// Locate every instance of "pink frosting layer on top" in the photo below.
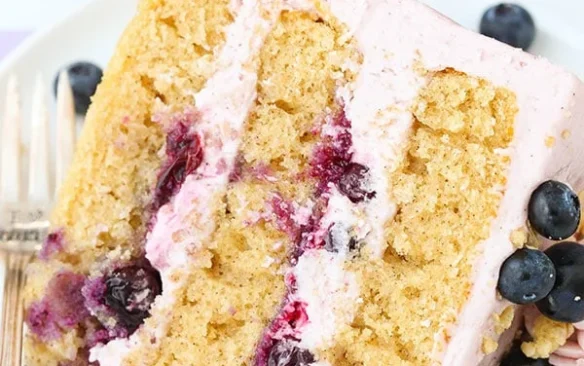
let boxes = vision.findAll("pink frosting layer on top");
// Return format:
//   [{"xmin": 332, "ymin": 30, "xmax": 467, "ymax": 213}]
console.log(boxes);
[{"xmin": 324, "ymin": 0, "xmax": 584, "ymax": 364}]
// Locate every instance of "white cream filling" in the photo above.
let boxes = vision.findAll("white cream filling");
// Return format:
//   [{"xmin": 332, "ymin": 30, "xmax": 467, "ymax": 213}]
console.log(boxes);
[{"xmin": 295, "ymin": 250, "xmax": 360, "ymax": 350}]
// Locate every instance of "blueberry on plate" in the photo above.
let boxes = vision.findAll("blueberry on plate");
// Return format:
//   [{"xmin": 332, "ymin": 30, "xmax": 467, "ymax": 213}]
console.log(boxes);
[
  {"xmin": 500, "ymin": 342, "xmax": 550, "ymax": 366},
  {"xmin": 537, "ymin": 242, "xmax": 584, "ymax": 323},
  {"xmin": 268, "ymin": 340, "xmax": 315, "ymax": 366},
  {"xmin": 497, "ymin": 247, "xmax": 556, "ymax": 304},
  {"xmin": 480, "ymin": 3, "xmax": 536, "ymax": 50},
  {"xmin": 528, "ymin": 180, "xmax": 581, "ymax": 241},
  {"xmin": 53, "ymin": 61, "xmax": 103, "ymax": 115}
]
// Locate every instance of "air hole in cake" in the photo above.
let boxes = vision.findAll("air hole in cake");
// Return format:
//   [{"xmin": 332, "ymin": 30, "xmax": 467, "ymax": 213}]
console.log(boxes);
[{"xmin": 151, "ymin": 119, "xmax": 204, "ymax": 212}]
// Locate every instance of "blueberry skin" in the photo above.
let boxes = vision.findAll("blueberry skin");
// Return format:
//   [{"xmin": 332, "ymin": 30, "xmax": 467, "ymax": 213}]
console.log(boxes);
[
  {"xmin": 53, "ymin": 62, "xmax": 103, "ymax": 115},
  {"xmin": 500, "ymin": 343, "xmax": 550, "ymax": 366},
  {"xmin": 324, "ymin": 223, "xmax": 358, "ymax": 253},
  {"xmin": 105, "ymin": 265, "xmax": 162, "ymax": 332},
  {"xmin": 337, "ymin": 163, "xmax": 375, "ymax": 203},
  {"xmin": 267, "ymin": 340, "xmax": 315, "ymax": 366},
  {"xmin": 537, "ymin": 242, "xmax": 584, "ymax": 323},
  {"xmin": 498, "ymin": 248, "xmax": 556, "ymax": 304},
  {"xmin": 528, "ymin": 180, "xmax": 581, "ymax": 241},
  {"xmin": 480, "ymin": 4, "xmax": 536, "ymax": 50}
]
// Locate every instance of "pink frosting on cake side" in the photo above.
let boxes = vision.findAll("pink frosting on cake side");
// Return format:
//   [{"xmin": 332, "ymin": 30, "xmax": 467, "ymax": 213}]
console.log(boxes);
[{"xmin": 324, "ymin": 0, "xmax": 584, "ymax": 364}]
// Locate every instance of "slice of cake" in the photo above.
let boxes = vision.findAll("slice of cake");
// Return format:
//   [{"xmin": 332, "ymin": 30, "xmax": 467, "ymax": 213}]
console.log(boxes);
[{"xmin": 22, "ymin": 0, "xmax": 584, "ymax": 365}]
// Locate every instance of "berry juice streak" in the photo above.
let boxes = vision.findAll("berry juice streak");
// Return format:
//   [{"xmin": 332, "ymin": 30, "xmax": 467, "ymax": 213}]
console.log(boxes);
[{"xmin": 254, "ymin": 110, "xmax": 357, "ymax": 365}]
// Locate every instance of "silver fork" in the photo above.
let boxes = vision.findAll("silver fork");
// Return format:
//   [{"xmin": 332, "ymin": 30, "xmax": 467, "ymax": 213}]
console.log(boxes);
[{"xmin": 0, "ymin": 71, "xmax": 76, "ymax": 366}]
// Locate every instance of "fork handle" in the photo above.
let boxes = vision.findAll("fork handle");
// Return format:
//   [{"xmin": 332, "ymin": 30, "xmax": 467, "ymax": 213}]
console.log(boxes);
[{"xmin": 1, "ymin": 251, "xmax": 32, "ymax": 366}]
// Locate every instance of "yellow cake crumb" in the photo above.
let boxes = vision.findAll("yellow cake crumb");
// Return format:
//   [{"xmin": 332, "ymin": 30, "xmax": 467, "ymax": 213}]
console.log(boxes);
[
  {"xmin": 510, "ymin": 229, "xmax": 528, "ymax": 248},
  {"xmin": 494, "ymin": 306, "xmax": 515, "ymax": 335},
  {"xmin": 561, "ymin": 129, "xmax": 572, "ymax": 139},
  {"xmin": 521, "ymin": 315, "xmax": 574, "ymax": 358},
  {"xmin": 545, "ymin": 136, "xmax": 556, "ymax": 147},
  {"xmin": 482, "ymin": 336, "xmax": 499, "ymax": 355}
]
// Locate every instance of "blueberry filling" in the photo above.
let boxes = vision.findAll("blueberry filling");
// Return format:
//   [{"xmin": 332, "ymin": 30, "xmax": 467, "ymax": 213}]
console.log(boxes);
[
  {"xmin": 337, "ymin": 163, "xmax": 375, "ymax": 203},
  {"xmin": 536, "ymin": 242, "xmax": 584, "ymax": 323},
  {"xmin": 267, "ymin": 340, "xmax": 315, "ymax": 366},
  {"xmin": 152, "ymin": 121, "xmax": 204, "ymax": 211},
  {"xmin": 104, "ymin": 264, "xmax": 162, "ymax": 332},
  {"xmin": 310, "ymin": 112, "xmax": 353, "ymax": 194},
  {"xmin": 528, "ymin": 180, "xmax": 580, "ymax": 241},
  {"xmin": 324, "ymin": 223, "xmax": 358, "ymax": 254},
  {"xmin": 497, "ymin": 248, "xmax": 555, "ymax": 304},
  {"xmin": 479, "ymin": 3, "xmax": 536, "ymax": 50},
  {"xmin": 53, "ymin": 61, "xmax": 103, "ymax": 115}
]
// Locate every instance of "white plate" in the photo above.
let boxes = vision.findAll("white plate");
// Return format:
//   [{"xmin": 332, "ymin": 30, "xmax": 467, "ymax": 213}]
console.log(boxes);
[{"xmin": 0, "ymin": 0, "xmax": 583, "ymax": 331}]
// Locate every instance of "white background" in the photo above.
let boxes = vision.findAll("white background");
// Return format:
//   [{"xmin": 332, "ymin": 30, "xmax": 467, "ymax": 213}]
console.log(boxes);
[
  {"xmin": 0, "ymin": 0, "xmax": 93, "ymax": 30},
  {"xmin": 1, "ymin": 0, "xmax": 584, "ymax": 35}
]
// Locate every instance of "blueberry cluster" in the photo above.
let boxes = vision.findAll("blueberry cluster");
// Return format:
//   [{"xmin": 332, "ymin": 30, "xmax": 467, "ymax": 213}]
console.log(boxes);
[{"xmin": 498, "ymin": 180, "xmax": 584, "ymax": 323}]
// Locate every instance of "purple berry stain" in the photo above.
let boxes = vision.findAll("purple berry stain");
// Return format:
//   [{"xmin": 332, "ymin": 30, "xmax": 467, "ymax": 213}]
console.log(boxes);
[
  {"xmin": 310, "ymin": 112, "xmax": 353, "ymax": 194},
  {"xmin": 26, "ymin": 271, "xmax": 89, "ymax": 341},
  {"xmin": 254, "ymin": 301, "xmax": 310, "ymax": 365},
  {"xmin": 152, "ymin": 119, "xmax": 204, "ymax": 212},
  {"xmin": 39, "ymin": 229, "xmax": 65, "ymax": 260}
]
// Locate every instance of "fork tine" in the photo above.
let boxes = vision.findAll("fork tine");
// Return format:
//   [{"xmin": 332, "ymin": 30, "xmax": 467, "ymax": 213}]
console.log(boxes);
[
  {"xmin": 55, "ymin": 71, "xmax": 75, "ymax": 195},
  {"xmin": 28, "ymin": 74, "xmax": 51, "ymax": 203},
  {"xmin": 0, "ymin": 75, "xmax": 23, "ymax": 203}
]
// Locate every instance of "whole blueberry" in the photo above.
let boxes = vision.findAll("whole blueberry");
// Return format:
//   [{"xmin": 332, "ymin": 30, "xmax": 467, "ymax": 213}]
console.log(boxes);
[
  {"xmin": 53, "ymin": 62, "xmax": 103, "ymax": 115},
  {"xmin": 268, "ymin": 340, "xmax": 315, "ymax": 366},
  {"xmin": 537, "ymin": 242, "xmax": 584, "ymax": 323},
  {"xmin": 497, "ymin": 248, "xmax": 555, "ymax": 304},
  {"xmin": 480, "ymin": 4, "xmax": 536, "ymax": 50},
  {"xmin": 337, "ymin": 163, "xmax": 375, "ymax": 203},
  {"xmin": 500, "ymin": 342, "xmax": 550, "ymax": 366},
  {"xmin": 528, "ymin": 180, "xmax": 581, "ymax": 240},
  {"xmin": 105, "ymin": 265, "xmax": 162, "ymax": 332}
]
